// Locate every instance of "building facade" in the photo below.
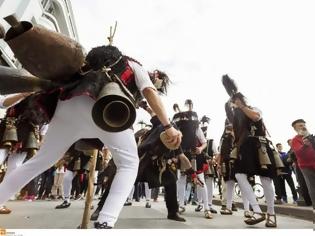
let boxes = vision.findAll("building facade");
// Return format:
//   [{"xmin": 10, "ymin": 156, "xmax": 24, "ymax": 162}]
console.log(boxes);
[{"xmin": 0, "ymin": 0, "xmax": 79, "ymax": 116}]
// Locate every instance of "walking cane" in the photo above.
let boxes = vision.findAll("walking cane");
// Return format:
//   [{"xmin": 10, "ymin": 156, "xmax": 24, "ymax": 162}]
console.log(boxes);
[{"xmin": 79, "ymin": 149, "xmax": 98, "ymax": 229}]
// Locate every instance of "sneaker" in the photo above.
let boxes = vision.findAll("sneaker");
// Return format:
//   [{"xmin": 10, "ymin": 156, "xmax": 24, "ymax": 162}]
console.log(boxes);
[
  {"xmin": 94, "ymin": 222, "xmax": 113, "ymax": 229},
  {"xmin": 195, "ymin": 204, "xmax": 203, "ymax": 212},
  {"xmin": 55, "ymin": 201, "xmax": 71, "ymax": 209},
  {"xmin": 145, "ymin": 202, "xmax": 151, "ymax": 208}
]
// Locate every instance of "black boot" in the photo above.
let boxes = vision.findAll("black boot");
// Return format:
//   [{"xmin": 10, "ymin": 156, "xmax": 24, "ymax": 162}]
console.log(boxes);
[{"xmin": 167, "ymin": 212, "xmax": 186, "ymax": 222}]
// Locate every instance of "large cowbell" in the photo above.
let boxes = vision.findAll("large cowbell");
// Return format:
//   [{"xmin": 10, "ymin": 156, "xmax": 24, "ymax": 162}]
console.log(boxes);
[
  {"xmin": 3, "ymin": 14, "xmax": 84, "ymax": 81},
  {"xmin": 0, "ymin": 65, "xmax": 54, "ymax": 95},
  {"xmin": 92, "ymin": 82, "xmax": 136, "ymax": 132}
]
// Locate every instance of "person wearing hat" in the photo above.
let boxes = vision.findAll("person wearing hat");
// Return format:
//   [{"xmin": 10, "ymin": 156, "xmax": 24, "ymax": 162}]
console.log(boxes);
[{"xmin": 291, "ymin": 119, "xmax": 315, "ymax": 209}]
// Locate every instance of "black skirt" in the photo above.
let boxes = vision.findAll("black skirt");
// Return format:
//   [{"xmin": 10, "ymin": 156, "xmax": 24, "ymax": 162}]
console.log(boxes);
[
  {"xmin": 234, "ymin": 137, "xmax": 277, "ymax": 178},
  {"xmin": 222, "ymin": 159, "xmax": 236, "ymax": 182}
]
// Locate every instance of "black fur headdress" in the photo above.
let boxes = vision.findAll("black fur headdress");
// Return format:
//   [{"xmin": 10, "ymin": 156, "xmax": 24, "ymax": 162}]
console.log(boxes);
[{"xmin": 222, "ymin": 74, "xmax": 238, "ymax": 97}]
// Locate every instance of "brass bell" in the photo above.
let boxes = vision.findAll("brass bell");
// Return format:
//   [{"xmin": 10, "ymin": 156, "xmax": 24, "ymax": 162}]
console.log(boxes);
[
  {"xmin": 92, "ymin": 82, "xmax": 136, "ymax": 132},
  {"xmin": 258, "ymin": 143, "xmax": 271, "ymax": 169},
  {"xmin": 272, "ymin": 149, "xmax": 284, "ymax": 169},
  {"xmin": 191, "ymin": 157, "xmax": 197, "ymax": 171},
  {"xmin": 2, "ymin": 117, "xmax": 18, "ymax": 148},
  {"xmin": 25, "ymin": 130, "xmax": 39, "ymax": 150}
]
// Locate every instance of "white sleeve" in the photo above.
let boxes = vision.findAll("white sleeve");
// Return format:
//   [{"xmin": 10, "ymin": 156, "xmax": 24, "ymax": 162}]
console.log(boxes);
[
  {"xmin": 0, "ymin": 94, "xmax": 23, "ymax": 109},
  {"xmin": 212, "ymin": 140, "xmax": 219, "ymax": 155},
  {"xmin": 196, "ymin": 127, "xmax": 207, "ymax": 144},
  {"xmin": 0, "ymin": 95, "xmax": 7, "ymax": 109},
  {"xmin": 40, "ymin": 124, "xmax": 49, "ymax": 136},
  {"xmin": 128, "ymin": 61, "xmax": 156, "ymax": 95}
]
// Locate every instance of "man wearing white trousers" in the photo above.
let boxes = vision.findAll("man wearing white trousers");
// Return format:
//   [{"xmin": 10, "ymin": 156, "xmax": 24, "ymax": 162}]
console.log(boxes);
[
  {"xmin": 0, "ymin": 93, "xmax": 37, "ymax": 214},
  {"xmin": 0, "ymin": 46, "xmax": 181, "ymax": 228}
]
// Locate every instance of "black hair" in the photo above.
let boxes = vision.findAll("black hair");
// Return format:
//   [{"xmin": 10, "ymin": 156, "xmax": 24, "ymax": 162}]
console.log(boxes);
[
  {"xmin": 85, "ymin": 45, "xmax": 123, "ymax": 71},
  {"xmin": 149, "ymin": 69, "xmax": 171, "ymax": 95},
  {"xmin": 291, "ymin": 119, "xmax": 306, "ymax": 127}
]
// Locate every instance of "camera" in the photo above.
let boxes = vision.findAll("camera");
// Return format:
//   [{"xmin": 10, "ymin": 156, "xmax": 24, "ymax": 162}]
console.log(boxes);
[{"xmin": 304, "ymin": 134, "xmax": 315, "ymax": 150}]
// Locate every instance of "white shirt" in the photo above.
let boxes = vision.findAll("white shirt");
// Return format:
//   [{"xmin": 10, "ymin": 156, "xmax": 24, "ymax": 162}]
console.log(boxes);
[
  {"xmin": 128, "ymin": 61, "xmax": 156, "ymax": 96},
  {"xmin": 208, "ymin": 139, "xmax": 219, "ymax": 155},
  {"xmin": 0, "ymin": 94, "xmax": 23, "ymax": 109},
  {"xmin": 196, "ymin": 127, "xmax": 207, "ymax": 145},
  {"xmin": 40, "ymin": 124, "xmax": 49, "ymax": 136}
]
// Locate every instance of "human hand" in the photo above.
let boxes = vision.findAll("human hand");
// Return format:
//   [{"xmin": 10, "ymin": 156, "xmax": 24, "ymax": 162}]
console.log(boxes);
[
  {"xmin": 164, "ymin": 127, "xmax": 182, "ymax": 149},
  {"xmin": 303, "ymin": 138, "xmax": 311, "ymax": 146}
]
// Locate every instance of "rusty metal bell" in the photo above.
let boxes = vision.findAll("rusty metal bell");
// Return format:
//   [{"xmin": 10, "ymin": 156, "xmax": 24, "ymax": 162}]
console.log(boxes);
[
  {"xmin": 92, "ymin": 82, "xmax": 136, "ymax": 132},
  {"xmin": 25, "ymin": 130, "xmax": 40, "ymax": 150},
  {"xmin": 3, "ymin": 14, "xmax": 85, "ymax": 81},
  {"xmin": 0, "ymin": 65, "xmax": 55, "ymax": 95},
  {"xmin": 2, "ymin": 117, "xmax": 18, "ymax": 148}
]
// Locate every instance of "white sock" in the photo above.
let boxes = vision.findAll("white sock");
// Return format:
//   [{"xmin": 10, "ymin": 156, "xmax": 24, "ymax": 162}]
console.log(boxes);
[
  {"xmin": 260, "ymin": 176, "xmax": 275, "ymax": 214},
  {"xmin": 235, "ymin": 173, "xmax": 262, "ymax": 213}
]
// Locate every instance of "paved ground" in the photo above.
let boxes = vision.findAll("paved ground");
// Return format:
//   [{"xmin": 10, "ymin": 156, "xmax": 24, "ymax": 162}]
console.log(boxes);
[{"xmin": 0, "ymin": 197, "xmax": 313, "ymax": 229}]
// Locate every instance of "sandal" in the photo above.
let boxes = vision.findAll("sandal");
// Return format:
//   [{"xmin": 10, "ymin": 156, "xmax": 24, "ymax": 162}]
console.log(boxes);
[
  {"xmin": 204, "ymin": 210, "xmax": 213, "ymax": 219},
  {"xmin": 220, "ymin": 208, "xmax": 233, "ymax": 215},
  {"xmin": 244, "ymin": 211, "xmax": 253, "ymax": 218},
  {"xmin": 265, "ymin": 213, "xmax": 277, "ymax": 228},
  {"xmin": 244, "ymin": 212, "xmax": 266, "ymax": 225}
]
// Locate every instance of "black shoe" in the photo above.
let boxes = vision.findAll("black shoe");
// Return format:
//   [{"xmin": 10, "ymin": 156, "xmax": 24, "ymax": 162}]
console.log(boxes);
[
  {"xmin": 191, "ymin": 201, "xmax": 198, "ymax": 206},
  {"xmin": 90, "ymin": 207, "xmax": 101, "ymax": 221},
  {"xmin": 209, "ymin": 207, "xmax": 217, "ymax": 214},
  {"xmin": 167, "ymin": 213, "xmax": 186, "ymax": 222},
  {"xmin": 195, "ymin": 205, "xmax": 203, "ymax": 212},
  {"xmin": 55, "ymin": 201, "xmax": 71, "ymax": 209},
  {"xmin": 94, "ymin": 222, "xmax": 112, "ymax": 229},
  {"xmin": 221, "ymin": 205, "xmax": 226, "ymax": 211},
  {"xmin": 232, "ymin": 203, "xmax": 238, "ymax": 211},
  {"xmin": 145, "ymin": 202, "xmax": 151, "ymax": 208},
  {"xmin": 124, "ymin": 201, "xmax": 132, "ymax": 206}
]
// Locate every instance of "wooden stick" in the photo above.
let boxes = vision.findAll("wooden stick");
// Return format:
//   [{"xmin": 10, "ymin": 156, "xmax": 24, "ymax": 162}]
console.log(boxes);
[{"xmin": 80, "ymin": 149, "xmax": 98, "ymax": 229}]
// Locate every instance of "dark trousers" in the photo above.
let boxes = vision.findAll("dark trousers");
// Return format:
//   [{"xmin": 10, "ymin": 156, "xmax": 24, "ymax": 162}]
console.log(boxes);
[
  {"xmin": 38, "ymin": 172, "xmax": 53, "ymax": 198},
  {"xmin": 279, "ymin": 174, "xmax": 298, "ymax": 202},
  {"xmin": 151, "ymin": 187, "xmax": 159, "ymax": 200},
  {"xmin": 97, "ymin": 175, "xmax": 179, "ymax": 216},
  {"xmin": 71, "ymin": 174, "xmax": 81, "ymax": 197},
  {"xmin": 273, "ymin": 176, "xmax": 283, "ymax": 200},
  {"xmin": 296, "ymin": 165, "xmax": 312, "ymax": 205},
  {"xmin": 164, "ymin": 180, "xmax": 178, "ymax": 215}
]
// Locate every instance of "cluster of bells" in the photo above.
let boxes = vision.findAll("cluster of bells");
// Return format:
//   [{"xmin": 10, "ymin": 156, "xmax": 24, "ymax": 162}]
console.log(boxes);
[{"xmin": 2, "ymin": 117, "xmax": 40, "ymax": 157}]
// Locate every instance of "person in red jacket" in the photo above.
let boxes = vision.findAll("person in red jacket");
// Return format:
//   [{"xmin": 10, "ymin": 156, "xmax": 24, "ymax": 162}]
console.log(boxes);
[{"xmin": 291, "ymin": 119, "xmax": 315, "ymax": 209}]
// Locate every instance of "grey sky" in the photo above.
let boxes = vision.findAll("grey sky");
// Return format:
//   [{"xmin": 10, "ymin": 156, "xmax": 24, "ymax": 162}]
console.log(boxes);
[{"xmin": 71, "ymin": 0, "xmax": 315, "ymax": 149}]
